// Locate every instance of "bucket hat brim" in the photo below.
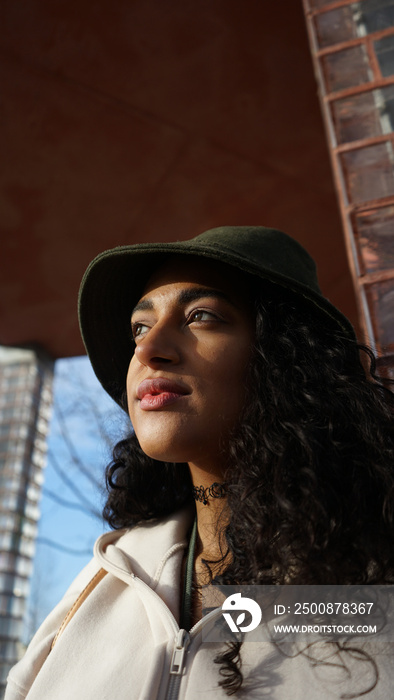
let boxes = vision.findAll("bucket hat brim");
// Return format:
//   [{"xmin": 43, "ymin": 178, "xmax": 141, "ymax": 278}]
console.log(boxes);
[{"xmin": 78, "ymin": 226, "xmax": 356, "ymax": 406}]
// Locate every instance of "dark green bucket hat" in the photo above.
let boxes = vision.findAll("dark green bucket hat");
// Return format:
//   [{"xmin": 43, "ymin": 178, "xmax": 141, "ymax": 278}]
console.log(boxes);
[{"xmin": 78, "ymin": 226, "xmax": 355, "ymax": 406}]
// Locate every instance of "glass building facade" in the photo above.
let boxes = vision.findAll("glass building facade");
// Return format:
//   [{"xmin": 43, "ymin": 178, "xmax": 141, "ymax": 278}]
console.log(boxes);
[{"xmin": 0, "ymin": 347, "xmax": 53, "ymax": 698}]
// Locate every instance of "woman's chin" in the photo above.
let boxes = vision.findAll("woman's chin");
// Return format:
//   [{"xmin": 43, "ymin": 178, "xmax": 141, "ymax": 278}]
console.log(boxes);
[{"xmin": 137, "ymin": 439, "xmax": 190, "ymax": 464}]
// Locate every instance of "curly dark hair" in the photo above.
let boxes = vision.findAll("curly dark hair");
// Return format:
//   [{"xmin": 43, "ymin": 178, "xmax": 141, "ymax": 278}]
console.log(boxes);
[{"xmin": 103, "ymin": 285, "xmax": 394, "ymax": 697}]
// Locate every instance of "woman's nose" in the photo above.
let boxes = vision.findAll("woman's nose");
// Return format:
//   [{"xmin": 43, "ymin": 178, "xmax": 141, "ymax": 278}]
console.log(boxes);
[{"xmin": 134, "ymin": 323, "xmax": 180, "ymax": 367}]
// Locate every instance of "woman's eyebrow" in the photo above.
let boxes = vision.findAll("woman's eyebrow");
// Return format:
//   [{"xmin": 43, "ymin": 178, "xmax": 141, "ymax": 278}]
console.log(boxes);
[
  {"xmin": 131, "ymin": 298, "xmax": 154, "ymax": 315},
  {"xmin": 177, "ymin": 287, "xmax": 233, "ymax": 306},
  {"xmin": 131, "ymin": 287, "xmax": 235, "ymax": 317}
]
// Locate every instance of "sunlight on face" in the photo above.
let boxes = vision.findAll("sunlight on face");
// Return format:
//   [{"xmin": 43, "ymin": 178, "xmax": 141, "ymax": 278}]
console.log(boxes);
[{"xmin": 126, "ymin": 257, "xmax": 255, "ymax": 474}]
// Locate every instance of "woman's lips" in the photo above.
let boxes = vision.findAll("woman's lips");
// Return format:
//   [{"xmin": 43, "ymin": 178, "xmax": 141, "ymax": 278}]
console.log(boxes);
[
  {"xmin": 137, "ymin": 378, "xmax": 189, "ymax": 411},
  {"xmin": 140, "ymin": 392, "xmax": 186, "ymax": 410}
]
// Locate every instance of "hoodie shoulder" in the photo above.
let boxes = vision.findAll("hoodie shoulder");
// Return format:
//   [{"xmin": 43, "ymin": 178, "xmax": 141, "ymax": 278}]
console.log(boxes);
[{"xmin": 5, "ymin": 558, "xmax": 100, "ymax": 700}]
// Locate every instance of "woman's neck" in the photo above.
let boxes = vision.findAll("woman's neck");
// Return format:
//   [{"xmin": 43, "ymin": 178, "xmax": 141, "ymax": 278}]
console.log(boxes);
[
  {"xmin": 188, "ymin": 462, "xmax": 229, "ymax": 579},
  {"xmin": 194, "ymin": 497, "xmax": 227, "ymax": 559},
  {"xmin": 182, "ymin": 465, "xmax": 229, "ymax": 626}
]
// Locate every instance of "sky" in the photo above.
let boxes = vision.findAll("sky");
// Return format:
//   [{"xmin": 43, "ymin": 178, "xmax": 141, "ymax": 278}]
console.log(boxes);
[{"xmin": 24, "ymin": 356, "xmax": 128, "ymax": 641}]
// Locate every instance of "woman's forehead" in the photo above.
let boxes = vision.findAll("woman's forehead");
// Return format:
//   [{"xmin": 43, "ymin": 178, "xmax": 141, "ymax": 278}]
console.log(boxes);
[{"xmin": 141, "ymin": 255, "xmax": 253, "ymax": 301}]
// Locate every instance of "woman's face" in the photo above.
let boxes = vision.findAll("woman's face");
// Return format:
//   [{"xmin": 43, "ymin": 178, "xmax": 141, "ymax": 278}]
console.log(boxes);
[{"xmin": 126, "ymin": 257, "xmax": 255, "ymax": 473}]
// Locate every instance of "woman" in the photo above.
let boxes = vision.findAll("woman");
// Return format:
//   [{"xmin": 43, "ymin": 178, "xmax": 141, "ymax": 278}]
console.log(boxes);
[{"xmin": 6, "ymin": 226, "xmax": 394, "ymax": 699}]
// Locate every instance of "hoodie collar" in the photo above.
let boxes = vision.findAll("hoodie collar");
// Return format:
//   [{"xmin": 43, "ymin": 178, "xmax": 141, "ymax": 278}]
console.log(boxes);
[{"xmin": 94, "ymin": 507, "xmax": 195, "ymax": 589}]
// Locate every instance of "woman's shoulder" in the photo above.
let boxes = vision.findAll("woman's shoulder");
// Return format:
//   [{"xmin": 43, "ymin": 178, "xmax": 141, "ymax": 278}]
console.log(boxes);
[{"xmin": 5, "ymin": 557, "xmax": 101, "ymax": 700}]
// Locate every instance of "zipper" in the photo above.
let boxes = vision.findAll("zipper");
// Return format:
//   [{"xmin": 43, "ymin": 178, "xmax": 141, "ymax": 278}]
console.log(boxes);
[
  {"xmin": 165, "ymin": 629, "xmax": 190, "ymax": 700},
  {"xmin": 132, "ymin": 576, "xmax": 223, "ymax": 700},
  {"xmin": 164, "ymin": 610, "xmax": 224, "ymax": 700},
  {"xmin": 169, "ymin": 629, "xmax": 190, "ymax": 675}
]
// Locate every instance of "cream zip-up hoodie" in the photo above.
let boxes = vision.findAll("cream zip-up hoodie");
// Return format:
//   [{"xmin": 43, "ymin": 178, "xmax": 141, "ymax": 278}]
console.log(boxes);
[{"xmin": 5, "ymin": 509, "xmax": 393, "ymax": 700}]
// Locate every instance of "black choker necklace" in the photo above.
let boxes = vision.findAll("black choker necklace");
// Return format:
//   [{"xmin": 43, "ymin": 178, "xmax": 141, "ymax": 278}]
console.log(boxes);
[{"xmin": 193, "ymin": 482, "xmax": 227, "ymax": 505}]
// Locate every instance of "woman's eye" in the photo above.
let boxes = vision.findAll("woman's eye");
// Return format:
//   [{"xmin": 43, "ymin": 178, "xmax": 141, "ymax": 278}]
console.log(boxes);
[
  {"xmin": 131, "ymin": 322, "xmax": 149, "ymax": 339},
  {"xmin": 188, "ymin": 310, "xmax": 217, "ymax": 323}
]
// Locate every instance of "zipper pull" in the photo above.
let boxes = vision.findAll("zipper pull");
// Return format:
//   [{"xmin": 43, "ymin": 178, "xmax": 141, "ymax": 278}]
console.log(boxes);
[{"xmin": 170, "ymin": 629, "xmax": 190, "ymax": 675}]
